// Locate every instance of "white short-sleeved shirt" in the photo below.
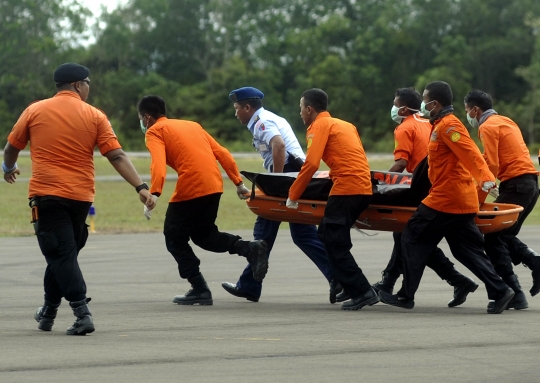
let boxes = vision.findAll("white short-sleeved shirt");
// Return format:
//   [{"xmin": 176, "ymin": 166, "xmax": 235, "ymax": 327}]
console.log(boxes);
[{"xmin": 247, "ymin": 107, "xmax": 305, "ymax": 171}]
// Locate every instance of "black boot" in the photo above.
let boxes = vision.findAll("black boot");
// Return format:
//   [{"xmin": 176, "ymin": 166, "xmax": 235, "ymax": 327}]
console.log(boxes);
[
  {"xmin": 66, "ymin": 298, "xmax": 95, "ymax": 336},
  {"xmin": 234, "ymin": 240, "xmax": 268, "ymax": 282},
  {"xmin": 173, "ymin": 273, "xmax": 213, "ymax": 305},
  {"xmin": 329, "ymin": 278, "xmax": 343, "ymax": 304},
  {"xmin": 34, "ymin": 300, "xmax": 61, "ymax": 331},
  {"xmin": 503, "ymin": 274, "xmax": 528, "ymax": 310},
  {"xmin": 444, "ymin": 269, "xmax": 479, "ymax": 308},
  {"xmin": 371, "ymin": 272, "xmax": 398, "ymax": 295},
  {"xmin": 519, "ymin": 248, "xmax": 540, "ymax": 296}
]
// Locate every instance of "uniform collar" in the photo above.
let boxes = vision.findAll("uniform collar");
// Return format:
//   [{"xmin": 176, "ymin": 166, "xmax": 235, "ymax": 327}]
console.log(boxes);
[{"xmin": 54, "ymin": 90, "xmax": 82, "ymax": 101}]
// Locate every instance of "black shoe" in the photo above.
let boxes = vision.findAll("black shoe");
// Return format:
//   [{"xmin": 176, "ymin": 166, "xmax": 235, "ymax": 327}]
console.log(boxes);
[
  {"xmin": 531, "ymin": 269, "xmax": 540, "ymax": 297},
  {"xmin": 221, "ymin": 282, "xmax": 259, "ymax": 302},
  {"xmin": 329, "ymin": 278, "xmax": 343, "ymax": 304},
  {"xmin": 341, "ymin": 288, "xmax": 379, "ymax": 310},
  {"xmin": 448, "ymin": 277, "xmax": 478, "ymax": 307},
  {"xmin": 34, "ymin": 300, "xmax": 60, "ymax": 331},
  {"xmin": 371, "ymin": 272, "xmax": 397, "ymax": 295},
  {"xmin": 487, "ymin": 288, "xmax": 515, "ymax": 314},
  {"xmin": 173, "ymin": 273, "xmax": 213, "ymax": 305},
  {"xmin": 336, "ymin": 290, "xmax": 350, "ymax": 303},
  {"xmin": 378, "ymin": 290, "xmax": 414, "ymax": 310},
  {"xmin": 503, "ymin": 275, "xmax": 528, "ymax": 310},
  {"xmin": 66, "ymin": 298, "xmax": 95, "ymax": 336},
  {"xmin": 246, "ymin": 240, "xmax": 269, "ymax": 282}
]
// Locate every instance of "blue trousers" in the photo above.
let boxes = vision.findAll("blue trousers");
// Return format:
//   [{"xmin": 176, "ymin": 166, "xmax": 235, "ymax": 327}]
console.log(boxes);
[{"xmin": 236, "ymin": 216, "xmax": 334, "ymax": 298}]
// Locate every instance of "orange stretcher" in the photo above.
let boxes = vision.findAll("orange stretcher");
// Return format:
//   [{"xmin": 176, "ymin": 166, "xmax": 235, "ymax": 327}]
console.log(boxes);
[{"xmin": 245, "ymin": 189, "xmax": 523, "ymax": 234}]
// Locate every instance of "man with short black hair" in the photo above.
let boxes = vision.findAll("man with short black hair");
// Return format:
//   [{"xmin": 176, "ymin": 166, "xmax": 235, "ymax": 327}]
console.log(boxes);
[
  {"xmin": 137, "ymin": 95, "xmax": 268, "ymax": 306},
  {"xmin": 366, "ymin": 88, "xmax": 478, "ymax": 308},
  {"xmin": 378, "ymin": 81, "xmax": 514, "ymax": 314},
  {"xmin": 465, "ymin": 89, "xmax": 540, "ymax": 305},
  {"xmin": 3, "ymin": 62, "xmax": 156, "ymax": 335},
  {"xmin": 223, "ymin": 87, "xmax": 335, "ymax": 303},
  {"xmin": 287, "ymin": 88, "xmax": 379, "ymax": 311}
]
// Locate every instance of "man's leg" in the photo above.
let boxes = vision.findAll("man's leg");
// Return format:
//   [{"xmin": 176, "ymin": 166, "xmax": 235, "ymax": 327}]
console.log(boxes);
[
  {"xmin": 36, "ymin": 198, "xmax": 93, "ymax": 334},
  {"xmin": 230, "ymin": 216, "xmax": 280, "ymax": 300},
  {"xmin": 372, "ymin": 232, "xmax": 403, "ymax": 294},
  {"xmin": 444, "ymin": 215, "xmax": 513, "ymax": 313},
  {"xmin": 319, "ymin": 195, "xmax": 379, "ymax": 310},
  {"xmin": 289, "ymin": 223, "xmax": 333, "ymax": 282}
]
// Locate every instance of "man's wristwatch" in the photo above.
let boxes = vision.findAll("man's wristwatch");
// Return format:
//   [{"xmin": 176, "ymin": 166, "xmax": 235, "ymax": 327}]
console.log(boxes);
[{"xmin": 135, "ymin": 182, "xmax": 149, "ymax": 193}]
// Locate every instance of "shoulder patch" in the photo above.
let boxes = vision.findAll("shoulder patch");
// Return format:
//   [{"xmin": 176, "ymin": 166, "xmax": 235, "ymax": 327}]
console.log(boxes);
[
  {"xmin": 450, "ymin": 132, "xmax": 461, "ymax": 142},
  {"xmin": 260, "ymin": 123, "xmax": 265, "ymax": 131},
  {"xmin": 394, "ymin": 140, "xmax": 398, "ymax": 149}
]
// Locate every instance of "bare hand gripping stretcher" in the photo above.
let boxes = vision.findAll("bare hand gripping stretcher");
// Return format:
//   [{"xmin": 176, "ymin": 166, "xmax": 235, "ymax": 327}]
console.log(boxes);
[{"xmin": 241, "ymin": 169, "xmax": 523, "ymax": 234}]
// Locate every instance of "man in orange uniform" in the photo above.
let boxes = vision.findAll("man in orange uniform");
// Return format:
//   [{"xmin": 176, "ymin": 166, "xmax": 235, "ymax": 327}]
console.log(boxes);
[
  {"xmin": 366, "ymin": 88, "xmax": 478, "ymax": 308},
  {"xmin": 137, "ymin": 95, "xmax": 268, "ymax": 306},
  {"xmin": 287, "ymin": 88, "xmax": 379, "ymax": 310},
  {"xmin": 378, "ymin": 81, "xmax": 514, "ymax": 314},
  {"xmin": 2, "ymin": 63, "xmax": 156, "ymax": 335},
  {"xmin": 465, "ymin": 89, "xmax": 540, "ymax": 307}
]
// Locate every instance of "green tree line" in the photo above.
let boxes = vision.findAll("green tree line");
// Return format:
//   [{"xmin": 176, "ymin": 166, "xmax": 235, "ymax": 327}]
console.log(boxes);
[{"xmin": 1, "ymin": 0, "xmax": 540, "ymax": 151}]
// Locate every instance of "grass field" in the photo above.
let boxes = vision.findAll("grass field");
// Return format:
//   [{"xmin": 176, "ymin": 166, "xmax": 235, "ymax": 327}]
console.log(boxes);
[{"xmin": 1, "ymin": 154, "xmax": 539, "ymax": 237}]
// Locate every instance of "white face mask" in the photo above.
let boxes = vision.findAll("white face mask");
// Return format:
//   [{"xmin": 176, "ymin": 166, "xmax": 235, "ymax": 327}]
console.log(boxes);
[
  {"xmin": 466, "ymin": 109, "xmax": 479, "ymax": 129},
  {"xmin": 420, "ymin": 100, "xmax": 435, "ymax": 117},
  {"xmin": 391, "ymin": 105, "xmax": 406, "ymax": 123}
]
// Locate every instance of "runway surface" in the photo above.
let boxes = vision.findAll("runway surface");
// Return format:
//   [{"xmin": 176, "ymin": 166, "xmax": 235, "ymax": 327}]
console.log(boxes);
[{"xmin": 1, "ymin": 227, "xmax": 539, "ymax": 382}]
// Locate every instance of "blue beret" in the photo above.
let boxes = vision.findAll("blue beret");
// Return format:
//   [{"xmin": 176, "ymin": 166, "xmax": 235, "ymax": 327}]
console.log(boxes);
[
  {"xmin": 229, "ymin": 87, "xmax": 264, "ymax": 103},
  {"xmin": 53, "ymin": 63, "xmax": 90, "ymax": 84}
]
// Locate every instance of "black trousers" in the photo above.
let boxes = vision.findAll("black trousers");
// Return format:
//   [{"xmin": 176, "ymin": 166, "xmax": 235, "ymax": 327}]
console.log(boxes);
[
  {"xmin": 164, "ymin": 193, "xmax": 241, "ymax": 280},
  {"xmin": 484, "ymin": 174, "xmax": 539, "ymax": 276},
  {"xmin": 36, "ymin": 197, "xmax": 91, "ymax": 304},
  {"xmin": 384, "ymin": 232, "xmax": 457, "ymax": 281},
  {"xmin": 318, "ymin": 194, "xmax": 372, "ymax": 298},
  {"xmin": 399, "ymin": 204, "xmax": 508, "ymax": 301}
]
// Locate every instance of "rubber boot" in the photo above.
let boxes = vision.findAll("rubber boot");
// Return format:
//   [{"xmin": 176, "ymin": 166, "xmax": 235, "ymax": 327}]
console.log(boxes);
[
  {"xmin": 371, "ymin": 272, "xmax": 398, "ymax": 295},
  {"xmin": 503, "ymin": 274, "xmax": 528, "ymax": 310},
  {"xmin": 34, "ymin": 300, "xmax": 61, "ymax": 331},
  {"xmin": 444, "ymin": 268, "xmax": 478, "ymax": 308},
  {"xmin": 234, "ymin": 239, "xmax": 268, "ymax": 282},
  {"xmin": 519, "ymin": 248, "xmax": 540, "ymax": 296},
  {"xmin": 66, "ymin": 298, "xmax": 95, "ymax": 336},
  {"xmin": 173, "ymin": 273, "xmax": 213, "ymax": 305}
]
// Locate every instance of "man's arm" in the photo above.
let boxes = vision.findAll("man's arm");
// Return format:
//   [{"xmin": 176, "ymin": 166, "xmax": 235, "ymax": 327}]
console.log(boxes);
[
  {"xmin": 269, "ymin": 135, "xmax": 286, "ymax": 173},
  {"xmin": 388, "ymin": 159, "xmax": 407, "ymax": 173},
  {"xmin": 104, "ymin": 148, "xmax": 156, "ymax": 207},
  {"xmin": 3, "ymin": 142, "xmax": 21, "ymax": 183}
]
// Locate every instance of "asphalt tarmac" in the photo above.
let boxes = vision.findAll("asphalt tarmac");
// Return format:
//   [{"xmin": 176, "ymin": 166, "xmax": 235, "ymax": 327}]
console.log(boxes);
[{"xmin": 1, "ymin": 227, "xmax": 540, "ymax": 382}]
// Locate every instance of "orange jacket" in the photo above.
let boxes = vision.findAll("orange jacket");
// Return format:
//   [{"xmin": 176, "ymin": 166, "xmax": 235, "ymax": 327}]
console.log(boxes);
[
  {"xmin": 394, "ymin": 114, "xmax": 431, "ymax": 173},
  {"xmin": 479, "ymin": 114, "xmax": 538, "ymax": 182},
  {"xmin": 423, "ymin": 113, "xmax": 495, "ymax": 214},
  {"xmin": 289, "ymin": 111, "xmax": 372, "ymax": 200},
  {"xmin": 145, "ymin": 117, "xmax": 243, "ymax": 202},
  {"xmin": 7, "ymin": 91, "xmax": 121, "ymax": 202}
]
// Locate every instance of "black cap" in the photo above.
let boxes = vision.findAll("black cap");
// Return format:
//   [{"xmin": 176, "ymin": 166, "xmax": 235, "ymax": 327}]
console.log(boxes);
[{"xmin": 53, "ymin": 63, "xmax": 90, "ymax": 85}]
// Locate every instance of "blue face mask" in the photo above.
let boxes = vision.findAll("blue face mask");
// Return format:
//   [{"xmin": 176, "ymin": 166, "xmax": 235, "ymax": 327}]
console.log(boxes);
[{"xmin": 140, "ymin": 119, "xmax": 147, "ymax": 134}]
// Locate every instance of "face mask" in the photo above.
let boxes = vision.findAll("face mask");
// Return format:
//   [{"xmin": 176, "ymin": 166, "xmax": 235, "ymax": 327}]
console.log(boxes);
[
  {"xmin": 420, "ymin": 100, "xmax": 435, "ymax": 117},
  {"xmin": 466, "ymin": 110, "xmax": 479, "ymax": 129},
  {"xmin": 140, "ymin": 119, "xmax": 147, "ymax": 134},
  {"xmin": 391, "ymin": 105, "xmax": 406, "ymax": 123}
]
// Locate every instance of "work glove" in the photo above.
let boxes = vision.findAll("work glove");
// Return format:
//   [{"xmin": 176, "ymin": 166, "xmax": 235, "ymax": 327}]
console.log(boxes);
[
  {"xmin": 236, "ymin": 183, "xmax": 250, "ymax": 200},
  {"xmin": 286, "ymin": 198, "xmax": 298, "ymax": 209},
  {"xmin": 481, "ymin": 181, "xmax": 496, "ymax": 193},
  {"xmin": 489, "ymin": 187, "xmax": 499, "ymax": 199},
  {"xmin": 144, "ymin": 195, "xmax": 158, "ymax": 220}
]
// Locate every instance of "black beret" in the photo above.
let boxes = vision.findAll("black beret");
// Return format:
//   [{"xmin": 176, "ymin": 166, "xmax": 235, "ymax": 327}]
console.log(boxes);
[
  {"xmin": 229, "ymin": 87, "xmax": 264, "ymax": 102},
  {"xmin": 53, "ymin": 63, "xmax": 90, "ymax": 84}
]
